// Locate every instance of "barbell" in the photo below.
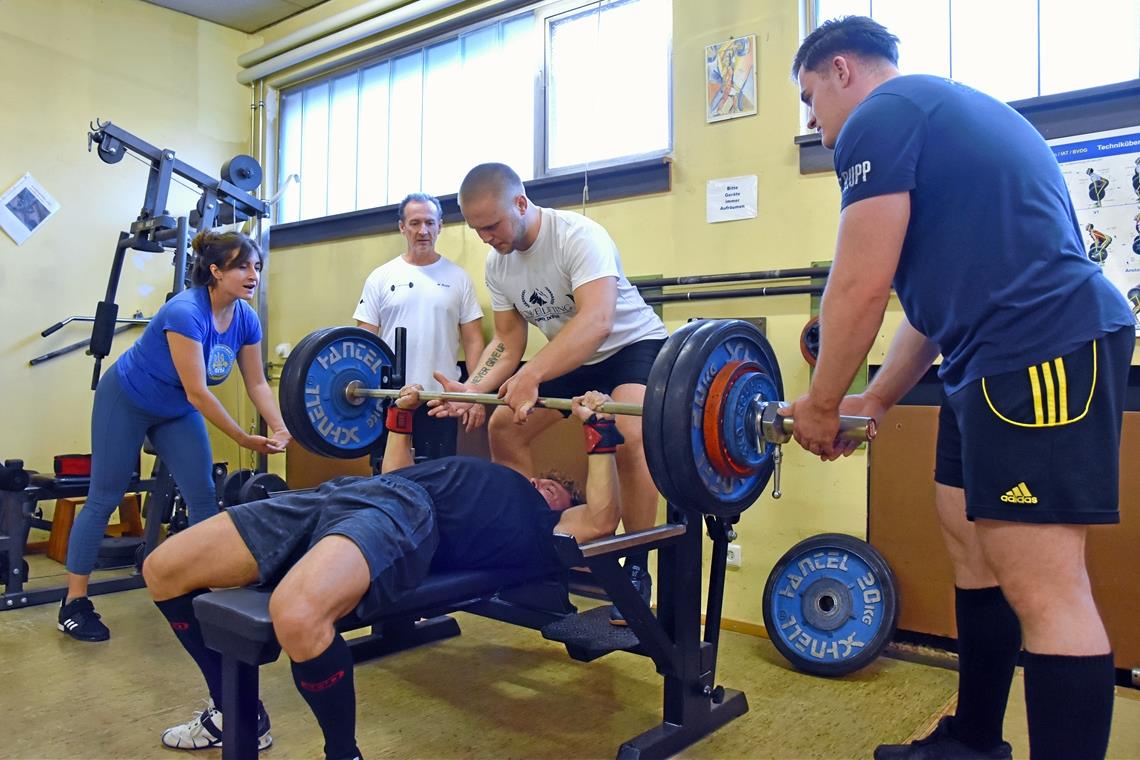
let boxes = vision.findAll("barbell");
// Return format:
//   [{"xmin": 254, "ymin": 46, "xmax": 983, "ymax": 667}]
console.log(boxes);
[
  {"xmin": 341, "ymin": 383, "xmax": 871, "ymax": 449},
  {"xmin": 279, "ymin": 320, "xmax": 875, "ymax": 517}
]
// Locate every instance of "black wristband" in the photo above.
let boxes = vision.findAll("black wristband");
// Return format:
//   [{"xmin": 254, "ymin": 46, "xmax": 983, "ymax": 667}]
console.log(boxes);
[
  {"xmin": 583, "ymin": 415, "xmax": 624, "ymax": 455},
  {"xmin": 385, "ymin": 405, "xmax": 414, "ymax": 434}
]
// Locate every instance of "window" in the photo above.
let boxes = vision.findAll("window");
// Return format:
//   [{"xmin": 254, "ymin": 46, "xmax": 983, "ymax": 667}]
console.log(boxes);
[
  {"xmin": 276, "ymin": 0, "xmax": 671, "ymax": 225},
  {"xmin": 809, "ymin": 0, "xmax": 1140, "ymax": 104}
]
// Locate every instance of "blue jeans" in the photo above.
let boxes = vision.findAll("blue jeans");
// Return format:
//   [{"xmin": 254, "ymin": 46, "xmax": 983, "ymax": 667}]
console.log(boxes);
[{"xmin": 67, "ymin": 368, "xmax": 218, "ymax": 575}]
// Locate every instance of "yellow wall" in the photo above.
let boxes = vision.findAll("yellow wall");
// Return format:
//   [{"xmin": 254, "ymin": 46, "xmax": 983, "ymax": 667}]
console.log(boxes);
[
  {"xmin": 0, "ymin": 0, "xmax": 259, "ymax": 475},
  {"xmin": 263, "ymin": 0, "xmax": 888, "ymax": 626}
]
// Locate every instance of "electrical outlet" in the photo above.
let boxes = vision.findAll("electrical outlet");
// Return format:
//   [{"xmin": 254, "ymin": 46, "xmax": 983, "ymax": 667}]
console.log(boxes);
[{"xmin": 726, "ymin": 543, "xmax": 742, "ymax": 568}]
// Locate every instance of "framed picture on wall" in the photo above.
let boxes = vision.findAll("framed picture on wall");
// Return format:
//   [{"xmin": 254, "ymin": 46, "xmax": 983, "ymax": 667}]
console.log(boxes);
[
  {"xmin": 0, "ymin": 173, "xmax": 60, "ymax": 245},
  {"xmin": 706, "ymin": 35, "xmax": 757, "ymax": 123}
]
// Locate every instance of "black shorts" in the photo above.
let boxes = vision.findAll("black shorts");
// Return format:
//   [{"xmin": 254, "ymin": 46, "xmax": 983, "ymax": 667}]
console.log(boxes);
[
  {"xmin": 934, "ymin": 326, "xmax": 1133, "ymax": 524},
  {"xmin": 537, "ymin": 339, "xmax": 665, "ymax": 411},
  {"xmin": 226, "ymin": 474, "xmax": 439, "ymax": 618}
]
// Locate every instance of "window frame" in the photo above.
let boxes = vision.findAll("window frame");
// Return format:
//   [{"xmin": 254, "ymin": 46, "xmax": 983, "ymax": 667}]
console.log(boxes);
[
  {"xmin": 268, "ymin": 0, "xmax": 673, "ymax": 246},
  {"xmin": 795, "ymin": 1, "xmax": 1140, "ymax": 174}
]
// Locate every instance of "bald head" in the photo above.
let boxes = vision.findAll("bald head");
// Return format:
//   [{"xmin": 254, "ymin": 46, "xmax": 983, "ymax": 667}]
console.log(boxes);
[{"xmin": 458, "ymin": 163, "xmax": 525, "ymax": 208}]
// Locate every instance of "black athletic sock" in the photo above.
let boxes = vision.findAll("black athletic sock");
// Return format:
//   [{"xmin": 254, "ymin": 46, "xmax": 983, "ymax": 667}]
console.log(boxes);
[
  {"xmin": 1024, "ymin": 651, "xmax": 1114, "ymax": 760},
  {"xmin": 155, "ymin": 590, "xmax": 223, "ymax": 706},
  {"xmin": 291, "ymin": 634, "xmax": 358, "ymax": 760},
  {"xmin": 158, "ymin": 587, "xmax": 224, "ymax": 706},
  {"xmin": 951, "ymin": 586, "xmax": 1021, "ymax": 750}
]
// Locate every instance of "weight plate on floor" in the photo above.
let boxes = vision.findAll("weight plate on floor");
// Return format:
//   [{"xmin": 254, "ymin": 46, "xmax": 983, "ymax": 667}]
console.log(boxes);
[{"xmin": 762, "ymin": 533, "xmax": 898, "ymax": 677}]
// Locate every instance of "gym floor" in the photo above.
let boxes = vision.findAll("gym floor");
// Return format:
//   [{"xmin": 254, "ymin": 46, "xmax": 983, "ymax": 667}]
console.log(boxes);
[{"xmin": 3, "ymin": 564, "xmax": 1139, "ymax": 759}]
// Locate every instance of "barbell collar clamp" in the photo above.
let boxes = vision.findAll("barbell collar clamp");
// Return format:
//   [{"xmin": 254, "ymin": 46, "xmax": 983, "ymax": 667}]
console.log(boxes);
[{"xmin": 752, "ymin": 400, "xmax": 876, "ymax": 446}]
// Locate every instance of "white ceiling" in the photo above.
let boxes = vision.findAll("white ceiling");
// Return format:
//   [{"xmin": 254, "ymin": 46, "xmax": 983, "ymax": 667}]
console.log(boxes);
[{"xmin": 140, "ymin": 0, "xmax": 330, "ymax": 34}]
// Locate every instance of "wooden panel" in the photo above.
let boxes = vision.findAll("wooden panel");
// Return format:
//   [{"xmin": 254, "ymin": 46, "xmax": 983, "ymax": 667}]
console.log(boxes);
[
  {"xmin": 868, "ymin": 406, "xmax": 956, "ymax": 638},
  {"xmin": 870, "ymin": 406, "xmax": 1140, "ymax": 670},
  {"xmin": 285, "ymin": 445, "xmax": 371, "ymax": 489}
]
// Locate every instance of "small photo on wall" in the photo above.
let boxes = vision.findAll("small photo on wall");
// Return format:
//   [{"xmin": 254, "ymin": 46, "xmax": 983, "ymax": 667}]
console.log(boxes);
[
  {"xmin": 706, "ymin": 35, "xmax": 757, "ymax": 123},
  {"xmin": 0, "ymin": 173, "xmax": 60, "ymax": 245}
]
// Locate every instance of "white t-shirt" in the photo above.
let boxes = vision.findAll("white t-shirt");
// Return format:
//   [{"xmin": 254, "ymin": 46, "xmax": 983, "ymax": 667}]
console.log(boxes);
[
  {"xmin": 353, "ymin": 255, "xmax": 484, "ymax": 391},
  {"xmin": 485, "ymin": 207, "xmax": 667, "ymax": 364}
]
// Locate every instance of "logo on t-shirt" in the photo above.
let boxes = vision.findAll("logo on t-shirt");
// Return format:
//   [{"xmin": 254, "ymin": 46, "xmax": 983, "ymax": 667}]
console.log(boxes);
[
  {"xmin": 527, "ymin": 288, "xmax": 552, "ymax": 306},
  {"xmin": 519, "ymin": 287, "xmax": 574, "ymax": 324},
  {"xmin": 206, "ymin": 344, "xmax": 237, "ymax": 382},
  {"xmin": 840, "ymin": 159, "xmax": 872, "ymax": 192}
]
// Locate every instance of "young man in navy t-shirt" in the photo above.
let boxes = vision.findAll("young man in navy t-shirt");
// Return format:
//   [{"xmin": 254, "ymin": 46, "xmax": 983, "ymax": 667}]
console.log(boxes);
[{"xmin": 788, "ymin": 15, "xmax": 1134, "ymax": 760}]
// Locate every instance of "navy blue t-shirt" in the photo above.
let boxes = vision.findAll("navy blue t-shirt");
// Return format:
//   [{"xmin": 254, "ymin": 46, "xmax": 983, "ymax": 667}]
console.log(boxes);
[
  {"xmin": 393, "ymin": 456, "xmax": 562, "ymax": 572},
  {"xmin": 115, "ymin": 286, "xmax": 262, "ymax": 415},
  {"xmin": 834, "ymin": 75, "xmax": 1133, "ymax": 392}
]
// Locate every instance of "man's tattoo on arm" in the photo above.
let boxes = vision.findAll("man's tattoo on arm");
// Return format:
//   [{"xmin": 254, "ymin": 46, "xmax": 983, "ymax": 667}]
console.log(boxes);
[{"xmin": 470, "ymin": 342, "xmax": 506, "ymax": 386}]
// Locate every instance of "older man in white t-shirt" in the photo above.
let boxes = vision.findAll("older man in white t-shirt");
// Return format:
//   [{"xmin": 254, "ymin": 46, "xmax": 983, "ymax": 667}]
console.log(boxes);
[
  {"xmin": 354, "ymin": 193, "xmax": 485, "ymax": 458},
  {"xmin": 443, "ymin": 163, "xmax": 667, "ymax": 625}
]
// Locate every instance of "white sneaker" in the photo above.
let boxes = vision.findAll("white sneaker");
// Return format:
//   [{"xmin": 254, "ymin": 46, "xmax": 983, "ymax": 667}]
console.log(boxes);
[{"xmin": 161, "ymin": 699, "xmax": 272, "ymax": 751}]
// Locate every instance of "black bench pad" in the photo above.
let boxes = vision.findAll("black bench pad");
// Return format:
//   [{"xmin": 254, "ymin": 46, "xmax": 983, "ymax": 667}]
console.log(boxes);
[{"xmin": 194, "ymin": 566, "xmax": 557, "ymax": 665}]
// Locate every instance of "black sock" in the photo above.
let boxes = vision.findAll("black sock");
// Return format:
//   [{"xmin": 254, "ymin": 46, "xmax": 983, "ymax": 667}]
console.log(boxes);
[
  {"xmin": 155, "ymin": 590, "xmax": 222, "ymax": 706},
  {"xmin": 1024, "ymin": 651, "xmax": 1114, "ymax": 760},
  {"xmin": 951, "ymin": 586, "xmax": 1021, "ymax": 750},
  {"xmin": 291, "ymin": 634, "xmax": 358, "ymax": 760}
]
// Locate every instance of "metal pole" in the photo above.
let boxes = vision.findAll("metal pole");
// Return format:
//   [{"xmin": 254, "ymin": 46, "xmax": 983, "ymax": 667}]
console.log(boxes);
[
  {"xmin": 632, "ymin": 266, "xmax": 829, "ymax": 289},
  {"xmin": 345, "ymin": 384, "xmax": 875, "ymax": 443},
  {"xmin": 642, "ymin": 284, "xmax": 824, "ymax": 304}
]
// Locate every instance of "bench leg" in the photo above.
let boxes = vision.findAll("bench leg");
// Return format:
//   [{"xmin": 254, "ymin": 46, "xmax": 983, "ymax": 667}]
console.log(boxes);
[{"xmin": 220, "ymin": 654, "xmax": 260, "ymax": 760}]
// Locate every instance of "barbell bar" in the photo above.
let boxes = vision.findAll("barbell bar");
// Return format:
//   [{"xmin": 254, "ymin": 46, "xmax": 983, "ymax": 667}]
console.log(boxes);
[{"xmin": 343, "ymin": 380, "xmax": 874, "ymax": 446}]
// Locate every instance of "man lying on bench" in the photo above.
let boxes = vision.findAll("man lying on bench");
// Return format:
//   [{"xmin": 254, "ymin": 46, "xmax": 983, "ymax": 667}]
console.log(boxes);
[{"xmin": 142, "ymin": 387, "xmax": 624, "ymax": 759}]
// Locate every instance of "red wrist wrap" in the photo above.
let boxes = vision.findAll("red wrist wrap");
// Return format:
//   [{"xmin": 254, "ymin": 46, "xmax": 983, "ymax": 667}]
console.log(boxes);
[
  {"xmin": 385, "ymin": 405, "xmax": 414, "ymax": 434},
  {"xmin": 583, "ymin": 415, "xmax": 624, "ymax": 455}
]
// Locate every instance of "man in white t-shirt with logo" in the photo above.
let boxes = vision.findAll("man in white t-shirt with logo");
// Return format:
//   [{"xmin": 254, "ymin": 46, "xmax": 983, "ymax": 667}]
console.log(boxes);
[
  {"xmin": 354, "ymin": 193, "xmax": 485, "ymax": 458},
  {"xmin": 446, "ymin": 163, "xmax": 667, "ymax": 625}
]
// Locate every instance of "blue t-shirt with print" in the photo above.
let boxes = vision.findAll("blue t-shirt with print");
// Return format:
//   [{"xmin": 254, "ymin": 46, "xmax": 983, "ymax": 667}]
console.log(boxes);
[
  {"xmin": 833, "ymin": 75, "xmax": 1133, "ymax": 393},
  {"xmin": 115, "ymin": 286, "xmax": 262, "ymax": 416}
]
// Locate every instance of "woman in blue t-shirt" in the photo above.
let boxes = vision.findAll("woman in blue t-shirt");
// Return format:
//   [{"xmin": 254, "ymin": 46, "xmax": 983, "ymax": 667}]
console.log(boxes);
[{"xmin": 59, "ymin": 231, "xmax": 290, "ymax": 642}]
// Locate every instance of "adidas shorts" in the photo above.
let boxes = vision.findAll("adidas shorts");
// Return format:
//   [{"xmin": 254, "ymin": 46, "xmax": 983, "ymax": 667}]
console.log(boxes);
[{"xmin": 934, "ymin": 326, "xmax": 1133, "ymax": 524}]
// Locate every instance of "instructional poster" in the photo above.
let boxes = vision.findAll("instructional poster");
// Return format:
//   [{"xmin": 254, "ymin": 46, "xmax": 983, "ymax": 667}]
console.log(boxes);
[
  {"xmin": 0, "ymin": 172, "xmax": 60, "ymax": 245},
  {"xmin": 1048, "ymin": 127, "xmax": 1140, "ymax": 333}
]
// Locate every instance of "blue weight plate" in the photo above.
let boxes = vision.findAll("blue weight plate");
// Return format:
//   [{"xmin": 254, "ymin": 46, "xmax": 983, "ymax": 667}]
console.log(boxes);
[
  {"xmin": 762, "ymin": 533, "xmax": 898, "ymax": 677},
  {"xmin": 280, "ymin": 327, "xmax": 394, "ymax": 459},
  {"xmin": 642, "ymin": 319, "xmax": 716, "ymax": 508},
  {"xmin": 721, "ymin": 369, "xmax": 779, "ymax": 471},
  {"xmin": 661, "ymin": 320, "xmax": 784, "ymax": 517}
]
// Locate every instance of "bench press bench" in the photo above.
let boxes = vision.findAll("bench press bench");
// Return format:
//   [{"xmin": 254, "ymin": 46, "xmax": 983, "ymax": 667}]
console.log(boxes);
[{"xmin": 195, "ymin": 518, "xmax": 747, "ymax": 760}]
